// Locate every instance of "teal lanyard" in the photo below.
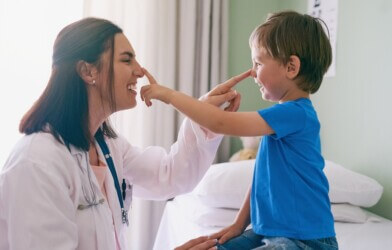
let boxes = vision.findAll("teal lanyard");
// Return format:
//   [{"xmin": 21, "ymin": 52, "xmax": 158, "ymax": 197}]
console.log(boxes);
[{"xmin": 95, "ymin": 130, "xmax": 129, "ymax": 226}]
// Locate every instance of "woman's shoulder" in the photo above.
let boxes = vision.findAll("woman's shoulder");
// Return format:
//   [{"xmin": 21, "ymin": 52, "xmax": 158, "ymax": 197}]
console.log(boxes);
[
  {"xmin": 3, "ymin": 132, "xmax": 74, "ymax": 173},
  {"xmin": 1, "ymin": 133, "xmax": 79, "ymax": 201},
  {"xmin": 16, "ymin": 132, "xmax": 67, "ymax": 154}
]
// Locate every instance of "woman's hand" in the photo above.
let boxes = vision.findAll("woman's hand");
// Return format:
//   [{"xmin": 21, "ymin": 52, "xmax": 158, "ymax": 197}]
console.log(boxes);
[
  {"xmin": 208, "ymin": 222, "xmax": 246, "ymax": 245},
  {"xmin": 200, "ymin": 69, "xmax": 251, "ymax": 112},
  {"xmin": 175, "ymin": 236, "xmax": 218, "ymax": 250},
  {"xmin": 140, "ymin": 68, "xmax": 174, "ymax": 106}
]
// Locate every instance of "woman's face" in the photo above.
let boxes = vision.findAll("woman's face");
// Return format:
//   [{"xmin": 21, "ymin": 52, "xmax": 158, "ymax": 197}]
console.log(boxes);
[{"xmin": 98, "ymin": 33, "xmax": 144, "ymax": 112}]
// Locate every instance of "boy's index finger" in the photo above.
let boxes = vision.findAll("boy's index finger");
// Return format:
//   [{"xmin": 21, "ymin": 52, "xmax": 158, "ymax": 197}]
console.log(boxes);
[
  {"xmin": 225, "ymin": 69, "xmax": 252, "ymax": 88},
  {"xmin": 142, "ymin": 68, "xmax": 157, "ymax": 85}
]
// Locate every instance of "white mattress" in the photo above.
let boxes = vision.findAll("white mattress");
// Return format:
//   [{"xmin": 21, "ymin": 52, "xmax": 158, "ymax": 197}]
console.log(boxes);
[{"xmin": 153, "ymin": 195, "xmax": 392, "ymax": 250}]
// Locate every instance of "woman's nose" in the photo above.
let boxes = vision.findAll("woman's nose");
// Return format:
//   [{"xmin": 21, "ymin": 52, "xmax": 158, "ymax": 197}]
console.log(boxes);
[{"xmin": 133, "ymin": 60, "xmax": 144, "ymax": 78}]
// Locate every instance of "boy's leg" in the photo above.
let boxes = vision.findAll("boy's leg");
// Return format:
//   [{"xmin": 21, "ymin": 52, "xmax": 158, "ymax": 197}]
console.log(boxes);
[
  {"xmin": 251, "ymin": 237, "xmax": 300, "ymax": 250},
  {"xmin": 217, "ymin": 229, "xmax": 264, "ymax": 250},
  {"xmin": 293, "ymin": 237, "xmax": 338, "ymax": 250}
]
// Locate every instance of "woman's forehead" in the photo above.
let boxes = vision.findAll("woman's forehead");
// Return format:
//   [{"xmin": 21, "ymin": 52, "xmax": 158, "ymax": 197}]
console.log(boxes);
[{"xmin": 114, "ymin": 33, "xmax": 135, "ymax": 55}]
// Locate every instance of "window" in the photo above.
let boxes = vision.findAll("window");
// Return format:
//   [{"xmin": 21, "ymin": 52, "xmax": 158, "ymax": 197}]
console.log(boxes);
[{"xmin": 0, "ymin": 0, "xmax": 83, "ymax": 167}]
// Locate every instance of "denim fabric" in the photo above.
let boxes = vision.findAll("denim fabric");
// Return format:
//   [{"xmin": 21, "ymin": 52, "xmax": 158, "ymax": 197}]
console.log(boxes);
[
  {"xmin": 217, "ymin": 229, "xmax": 264, "ymax": 250},
  {"xmin": 217, "ymin": 229, "xmax": 338, "ymax": 250}
]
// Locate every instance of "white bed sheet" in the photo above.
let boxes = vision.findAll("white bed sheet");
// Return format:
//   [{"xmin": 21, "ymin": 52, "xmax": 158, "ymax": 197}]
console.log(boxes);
[{"xmin": 153, "ymin": 195, "xmax": 392, "ymax": 250}]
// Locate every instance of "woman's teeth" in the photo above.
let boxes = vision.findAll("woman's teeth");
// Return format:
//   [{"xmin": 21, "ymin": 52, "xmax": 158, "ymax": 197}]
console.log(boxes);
[{"xmin": 127, "ymin": 84, "xmax": 137, "ymax": 90}]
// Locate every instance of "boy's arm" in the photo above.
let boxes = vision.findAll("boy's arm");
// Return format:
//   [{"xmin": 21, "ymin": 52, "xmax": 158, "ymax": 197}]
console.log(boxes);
[
  {"xmin": 234, "ymin": 185, "xmax": 252, "ymax": 230},
  {"xmin": 208, "ymin": 185, "xmax": 252, "ymax": 244},
  {"xmin": 141, "ymin": 69, "xmax": 274, "ymax": 137}
]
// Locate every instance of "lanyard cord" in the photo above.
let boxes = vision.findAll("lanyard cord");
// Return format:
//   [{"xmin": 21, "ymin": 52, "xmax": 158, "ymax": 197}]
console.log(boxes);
[{"xmin": 95, "ymin": 130, "xmax": 128, "ymax": 225}]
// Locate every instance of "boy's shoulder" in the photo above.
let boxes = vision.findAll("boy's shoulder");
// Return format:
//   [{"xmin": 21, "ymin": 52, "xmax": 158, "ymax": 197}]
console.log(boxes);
[{"xmin": 260, "ymin": 98, "xmax": 312, "ymax": 115}]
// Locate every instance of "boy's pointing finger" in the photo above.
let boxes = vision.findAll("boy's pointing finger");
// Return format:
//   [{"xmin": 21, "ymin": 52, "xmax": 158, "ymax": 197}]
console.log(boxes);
[{"xmin": 142, "ymin": 68, "xmax": 158, "ymax": 85}]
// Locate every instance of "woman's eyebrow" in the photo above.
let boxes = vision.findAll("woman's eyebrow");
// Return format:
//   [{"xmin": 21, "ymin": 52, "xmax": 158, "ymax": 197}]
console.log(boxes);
[{"xmin": 120, "ymin": 51, "xmax": 134, "ymax": 58}]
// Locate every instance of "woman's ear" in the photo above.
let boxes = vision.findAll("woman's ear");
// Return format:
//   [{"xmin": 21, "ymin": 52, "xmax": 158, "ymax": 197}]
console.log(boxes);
[
  {"xmin": 286, "ymin": 55, "xmax": 300, "ymax": 80},
  {"xmin": 76, "ymin": 60, "xmax": 98, "ymax": 86}
]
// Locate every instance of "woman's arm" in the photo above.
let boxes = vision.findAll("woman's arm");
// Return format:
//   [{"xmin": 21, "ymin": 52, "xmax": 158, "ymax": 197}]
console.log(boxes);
[{"xmin": 121, "ymin": 74, "xmax": 248, "ymax": 200}]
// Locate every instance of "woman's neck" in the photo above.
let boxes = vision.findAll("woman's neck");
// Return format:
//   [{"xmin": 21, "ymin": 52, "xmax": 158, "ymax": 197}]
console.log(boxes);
[{"xmin": 88, "ymin": 93, "xmax": 112, "ymax": 137}]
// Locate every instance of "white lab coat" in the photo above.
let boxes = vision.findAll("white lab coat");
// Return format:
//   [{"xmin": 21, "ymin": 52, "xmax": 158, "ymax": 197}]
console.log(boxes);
[{"xmin": 0, "ymin": 118, "xmax": 222, "ymax": 250}]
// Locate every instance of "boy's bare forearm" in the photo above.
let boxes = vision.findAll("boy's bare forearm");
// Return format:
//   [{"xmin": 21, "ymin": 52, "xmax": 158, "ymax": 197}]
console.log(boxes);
[
  {"xmin": 234, "ymin": 185, "xmax": 251, "ymax": 230},
  {"xmin": 169, "ymin": 91, "xmax": 273, "ymax": 137},
  {"xmin": 169, "ymin": 90, "xmax": 226, "ymax": 133}
]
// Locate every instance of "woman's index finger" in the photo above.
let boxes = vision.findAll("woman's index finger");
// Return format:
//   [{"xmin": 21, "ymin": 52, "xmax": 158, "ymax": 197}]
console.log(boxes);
[{"xmin": 225, "ymin": 69, "xmax": 252, "ymax": 88}]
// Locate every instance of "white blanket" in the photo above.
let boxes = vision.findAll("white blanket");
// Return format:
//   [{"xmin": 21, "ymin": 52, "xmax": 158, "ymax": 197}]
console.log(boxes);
[{"xmin": 153, "ymin": 195, "xmax": 392, "ymax": 250}]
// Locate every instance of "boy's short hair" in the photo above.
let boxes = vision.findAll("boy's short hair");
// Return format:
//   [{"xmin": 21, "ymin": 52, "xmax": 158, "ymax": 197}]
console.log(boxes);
[{"xmin": 249, "ymin": 11, "xmax": 332, "ymax": 94}]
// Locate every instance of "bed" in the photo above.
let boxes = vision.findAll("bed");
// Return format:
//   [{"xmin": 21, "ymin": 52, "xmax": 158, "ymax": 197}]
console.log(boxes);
[{"xmin": 153, "ymin": 160, "xmax": 392, "ymax": 250}]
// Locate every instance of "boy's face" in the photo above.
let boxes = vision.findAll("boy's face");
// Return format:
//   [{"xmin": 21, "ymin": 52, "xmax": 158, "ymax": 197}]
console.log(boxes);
[{"xmin": 251, "ymin": 45, "xmax": 290, "ymax": 102}]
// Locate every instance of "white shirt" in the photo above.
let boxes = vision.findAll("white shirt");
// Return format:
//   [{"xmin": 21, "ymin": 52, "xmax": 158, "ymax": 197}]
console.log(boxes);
[{"xmin": 0, "ymin": 118, "xmax": 222, "ymax": 250}]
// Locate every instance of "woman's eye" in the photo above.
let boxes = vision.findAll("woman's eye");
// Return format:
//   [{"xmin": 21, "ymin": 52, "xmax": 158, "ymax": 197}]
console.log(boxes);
[{"xmin": 122, "ymin": 58, "xmax": 131, "ymax": 64}]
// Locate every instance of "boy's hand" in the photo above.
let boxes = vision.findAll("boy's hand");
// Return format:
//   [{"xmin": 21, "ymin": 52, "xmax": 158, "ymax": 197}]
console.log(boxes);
[
  {"xmin": 200, "ymin": 69, "xmax": 251, "ymax": 111},
  {"xmin": 174, "ymin": 236, "xmax": 217, "ymax": 250},
  {"xmin": 140, "ymin": 68, "xmax": 174, "ymax": 106},
  {"xmin": 208, "ymin": 222, "xmax": 245, "ymax": 245}
]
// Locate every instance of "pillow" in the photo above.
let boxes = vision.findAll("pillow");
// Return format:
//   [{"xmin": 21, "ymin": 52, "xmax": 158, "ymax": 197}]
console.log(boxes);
[
  {"xmin": 192, "ymin": 159, "xmax": 255, "ymax": 209},
  {"xmin": 331, "ymin": 203, "xmax": 368, "ymax": 223},
  {"xmin": 324, "ymin": 160, "xmax": 383, "ymax": 207},
  {"xmin": 174, "ymin": 194, "xmax": 238, "ymax": 227},
  {"xmin": 193, "ymin": 159, "xmax": 383, "ymax": 209}
]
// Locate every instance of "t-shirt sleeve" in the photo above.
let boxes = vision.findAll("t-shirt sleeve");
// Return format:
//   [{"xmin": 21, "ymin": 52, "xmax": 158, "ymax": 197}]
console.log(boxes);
[{"xmin": 258, "ymin": 102, "xmax": 306, "ymax": 139}]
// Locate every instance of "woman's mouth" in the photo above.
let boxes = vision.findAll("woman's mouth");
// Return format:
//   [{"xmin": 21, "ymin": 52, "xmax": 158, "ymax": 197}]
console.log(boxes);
[{"xmin": 127, "ymin": 84, "xmax": 137, "ymax": 95}]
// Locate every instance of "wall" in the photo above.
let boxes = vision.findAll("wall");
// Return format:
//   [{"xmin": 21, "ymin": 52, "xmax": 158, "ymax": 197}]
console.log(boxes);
[
  {"xmin": 228, "ymin": 0, "xmax": 392, "ymax": 219},
  {"xmin": 228, "ymin": 0, "xmax": 278, "ymax": 152}
]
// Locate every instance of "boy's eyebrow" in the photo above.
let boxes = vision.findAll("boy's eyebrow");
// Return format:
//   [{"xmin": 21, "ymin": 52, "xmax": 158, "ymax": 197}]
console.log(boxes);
[{"xmin": 253, "ymin": 55, "xmax": 263, "ymax": 61}]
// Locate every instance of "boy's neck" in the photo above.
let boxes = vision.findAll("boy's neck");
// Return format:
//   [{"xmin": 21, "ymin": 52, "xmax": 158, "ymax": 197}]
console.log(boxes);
[{"xmin": 279, "ymin": 89, "xmax": 309, "ymax": 103}]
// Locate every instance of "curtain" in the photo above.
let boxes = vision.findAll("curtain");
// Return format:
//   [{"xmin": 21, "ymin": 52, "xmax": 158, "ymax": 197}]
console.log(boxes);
[{"xmin": 83, "ymin": 0, "xmax": 228, "ymax": 249}]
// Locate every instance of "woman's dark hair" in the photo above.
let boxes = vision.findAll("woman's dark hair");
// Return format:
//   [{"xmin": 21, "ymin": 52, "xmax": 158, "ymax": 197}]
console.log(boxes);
[{"xmin": 19, "ymin": 17, "xmax": 123, "ymax": 151}]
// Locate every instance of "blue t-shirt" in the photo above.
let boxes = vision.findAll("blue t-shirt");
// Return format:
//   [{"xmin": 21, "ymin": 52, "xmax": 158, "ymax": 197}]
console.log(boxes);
[{"xmin": 250, "ymin": 98, "xmax": 335, "ymax": 240}]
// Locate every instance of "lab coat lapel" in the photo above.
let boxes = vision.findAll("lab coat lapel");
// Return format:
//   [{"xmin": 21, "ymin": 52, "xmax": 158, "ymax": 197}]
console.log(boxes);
[{"xmin": 68, "ymin": 144, "xmax": 88, "ymax": 173}]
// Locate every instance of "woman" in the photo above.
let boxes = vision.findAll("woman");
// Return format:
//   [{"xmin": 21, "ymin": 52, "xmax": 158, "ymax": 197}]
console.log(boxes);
[{"xmin": 0, "ymin": 18, "xmax": 247, "ymax": 249}]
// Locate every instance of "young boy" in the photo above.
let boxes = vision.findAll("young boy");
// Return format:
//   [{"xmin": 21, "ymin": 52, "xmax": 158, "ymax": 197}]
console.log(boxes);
[{"xmin": 141, "ymin": 11, "xmax": 337, "ymax": 250}]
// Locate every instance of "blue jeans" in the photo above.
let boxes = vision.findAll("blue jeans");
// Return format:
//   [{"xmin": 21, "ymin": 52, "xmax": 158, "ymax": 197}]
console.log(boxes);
[{"xmin": 217, "ymin": 229, "xmax": 338, "ymax": 250}]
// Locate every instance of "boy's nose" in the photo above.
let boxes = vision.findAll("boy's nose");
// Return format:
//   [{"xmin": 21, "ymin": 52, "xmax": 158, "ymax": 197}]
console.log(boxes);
[{"xmin": 250, "ymin": 68, "xmax": 257, "ymax": 78}]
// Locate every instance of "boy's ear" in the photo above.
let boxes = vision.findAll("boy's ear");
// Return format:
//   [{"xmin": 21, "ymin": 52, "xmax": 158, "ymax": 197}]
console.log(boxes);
[
  {"xmin": 286, "ymin": 55, "xmax": 300, "ymax": 79},
  {"xmin": 76, "ymin": 60, "xmax": 98, "ymax": 85}
]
